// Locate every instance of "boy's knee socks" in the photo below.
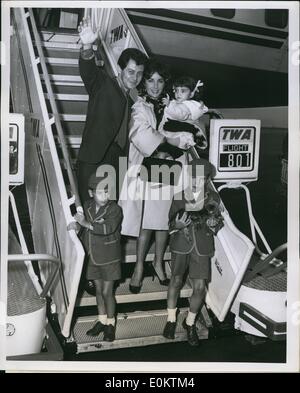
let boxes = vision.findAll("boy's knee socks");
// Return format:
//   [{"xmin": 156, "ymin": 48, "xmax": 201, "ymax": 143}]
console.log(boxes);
[
  {"xmin": 186, "ymin": 311, "xmax": 197, "ymax": 326},
  {"xmin": 98, "ymin": 314, "xmax": 107, "ymax": 325},
  {"xmin": 167, "ymin": 308, "xmax": 177, "ymax": 322},
  {"xmin": 107, "ymin": 317, "xmax": 115, "ymax": 326}
]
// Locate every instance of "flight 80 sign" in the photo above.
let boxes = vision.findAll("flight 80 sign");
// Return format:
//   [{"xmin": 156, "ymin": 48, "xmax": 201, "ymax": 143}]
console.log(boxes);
[{"xmin": 209, "ymin": 119, "xmax": 261, "ymax": 182}]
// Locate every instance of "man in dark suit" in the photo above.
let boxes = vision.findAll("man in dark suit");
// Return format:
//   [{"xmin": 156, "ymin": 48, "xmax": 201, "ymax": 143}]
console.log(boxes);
[{"xmin": 77, "ymin": 17, "xmax": 147, "ymax": 203}]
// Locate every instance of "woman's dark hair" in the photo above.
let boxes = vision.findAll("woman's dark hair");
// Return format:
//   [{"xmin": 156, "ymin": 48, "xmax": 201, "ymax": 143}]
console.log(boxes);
[
  {"xmin": 117, "ymin": 48, "xmax": 148, "ymax": 70},
  {"xmin": 138, "ymin": 58, "xmax": 171, "ymax": 95},
  {"xmin": 172, "ymin": 76, "xmax": 204, "ymax": 101}
]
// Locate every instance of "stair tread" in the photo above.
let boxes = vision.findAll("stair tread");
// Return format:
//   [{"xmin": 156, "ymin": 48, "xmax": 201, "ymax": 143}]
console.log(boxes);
[
  {"xmin": 45, "ymin": 57, "xmax": 79, "ymax": 66},
  {"xmin": 40, "ymin": 28, "xmax": 79, "ymax": 35},
  {"xmin": 58, "ymin": 114, "xmax": 86, "ymax": 122},
  {"xmin": 46, "ymin": 74, "xmax": 82, "ymax": 82},
  {"xmin": 40, "ymin": 41, "xmax": 81, "ymax": 51},
  {"xmin": 74, "ymin": 308, "xmax": 208, "ymax": 352},
  {"xmin": 44, "ymin": 93, "xmax": 88, "ymax": 101},
  {"xmin": 77, "ymin": 276, "xmax": 192, "ymax": 306},
  {"xmin": 40, "ymin": 30, "xmax": 80, "ymax": 44}
]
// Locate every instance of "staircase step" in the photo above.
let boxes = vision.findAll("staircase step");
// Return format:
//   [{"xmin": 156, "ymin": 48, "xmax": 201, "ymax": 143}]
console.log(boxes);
[
  {"xmin": 59, "ymin": 122, "xmax": 85, "ymax": 137},
  {"xmin": 42, "ymin": 48, "xmax": 80, "ymax": 60},
  {"xmin": 45, "ymin": 57, "xmax": 79, "ymax": 66},
  {"xmin": 74, "ymin": 308, "xmax": 208, "ymax": 353},
  {"xmin": 44, "ymin": 92, "xmax": 88, "ymax": 101},
  {"xmin": 77, "ymin": 275, "xmax": 192, "ymax": 307},
  {"xmin": 44, "ymin": 74, "xmax": 84, "ymax": 87},
  {"xmin": 43, "ymin": 83, "xmax": 87, "ymax": 95},
  {"xmin": 56, "ymin": 135, "xmax": 82, "ymax": 148},
  {"xmin": 46, "ymin": 74, "xmax": 83, "ymax": 83},
  {"xmin": 40, "ymin": 30, "xmax": 80, "ymax": 44},
  {"xmin": 58, "ymin": 114, "xmax": 86, "ymax": 122},
  {"xmin": 46, "ymin": 64, "xmax": 80, "ymax": 76},
  {"xmin": 122, "ymin": 237, "xmax": 171, "ymax": 262},
  {"xmin": 46, "ymin": 99, "xmax": 87, "ymax": 115},
  {"xmin": 40, "ymin": 40, "xmax": 81, "ymax": 50}
]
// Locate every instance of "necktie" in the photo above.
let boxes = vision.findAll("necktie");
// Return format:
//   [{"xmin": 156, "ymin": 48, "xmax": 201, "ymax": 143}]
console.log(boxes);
[{"xmin": 115, "ymin": 93, "xmax": 132, "ymax": 155}]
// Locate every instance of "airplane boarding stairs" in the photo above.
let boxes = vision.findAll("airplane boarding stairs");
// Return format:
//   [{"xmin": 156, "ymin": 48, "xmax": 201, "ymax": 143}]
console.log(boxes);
[
  {"xmin": 37, "ymin": 21, "xmax": 212, "ymax": 352},
  {"xmin": 10, "ymin": 7, "xmax": 282, "ymax": 355},
  {"xmin": 10, "ymin": 8, "xmax": 212, "ymax": 353}
]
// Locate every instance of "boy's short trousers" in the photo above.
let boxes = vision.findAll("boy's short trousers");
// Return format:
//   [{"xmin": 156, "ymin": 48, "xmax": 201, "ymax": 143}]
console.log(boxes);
[
  {"xmin": 86, "ymin": 260, "xmax": 121, "ymax": 281},
  {"xmin": 170, "ymin": 251, "xmax": 211, "ymax": 280}
]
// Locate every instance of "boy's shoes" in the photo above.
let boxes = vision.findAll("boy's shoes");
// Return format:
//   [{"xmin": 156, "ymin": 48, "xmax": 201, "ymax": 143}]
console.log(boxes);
[
  {"xmin": 86, "ymin": 321, "xmax": 106, "ymax": 336},
  {"xmin": 103, "ymin": 324, "xmax": 115, "ymax": 342},
  {"xmin": 182, "ymin": 319, "xmax": 200, "ymax": 346},
  {"xmin": 163, "ymin": 321, "xmax": 177, "ymax": 340}
]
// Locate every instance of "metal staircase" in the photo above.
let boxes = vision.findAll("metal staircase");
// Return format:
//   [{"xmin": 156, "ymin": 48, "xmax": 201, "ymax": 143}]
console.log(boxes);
[
  {"xmin": 39, "ymin": 28, "xmax": 86, "ymax": 166},
  {"xmin": 38, "ymin": 22, "xmax": 211, "ymax": 351},
  {"xmin": 9, "ymin": 7, "xmax": 289, "ymax": 357},
  {"xmin": 10, "ymin": 7, "xmax": 211, "ymax": 354}
]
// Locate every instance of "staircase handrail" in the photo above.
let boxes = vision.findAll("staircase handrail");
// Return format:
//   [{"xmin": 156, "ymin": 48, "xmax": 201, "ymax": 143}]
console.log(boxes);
[{"xmin": 8, "ymin": 253, "xmax": 60, "ymax": 298}]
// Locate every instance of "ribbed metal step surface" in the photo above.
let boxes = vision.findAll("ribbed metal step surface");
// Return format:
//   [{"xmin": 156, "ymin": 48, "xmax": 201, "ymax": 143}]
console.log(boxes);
[
  {"xmin": 8, "ymin": 261, "xmax": 46, "ymax": 316},
  {"xmin": 77, "ymin": 275, "xmax": 192, "ymax": 307},
  {"xmin": 74, "ymin": 308, "xmax": 208, "ymax": 353},
  {"xmin": 8, "ymin": 228, "xmax": 45, "ymax": 316},
  {"xmin": 244, "ymin": 271, "xmax": 287, "ymax": 292}
]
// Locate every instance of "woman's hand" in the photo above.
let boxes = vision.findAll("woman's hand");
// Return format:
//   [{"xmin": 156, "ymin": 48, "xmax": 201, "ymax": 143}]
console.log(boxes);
[{"xmin": 78, "ymin": 17, "xmax": 98, "ymax": 49}]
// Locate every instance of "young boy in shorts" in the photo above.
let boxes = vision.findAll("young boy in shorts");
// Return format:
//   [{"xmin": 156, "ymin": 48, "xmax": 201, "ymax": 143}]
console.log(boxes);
[
  {"xmin": 163, "ymin": 158, "xmax": 222, "ymax": 346},
  {"xmin": 75, "ymin": 171, "xmax": 123, "ymax": 341}
]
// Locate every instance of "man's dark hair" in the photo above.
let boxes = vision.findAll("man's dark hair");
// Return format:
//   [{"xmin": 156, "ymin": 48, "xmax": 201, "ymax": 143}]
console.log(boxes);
[{"xmin": 117, "ymin": 48, "xmax": 148, "ymax": 70}]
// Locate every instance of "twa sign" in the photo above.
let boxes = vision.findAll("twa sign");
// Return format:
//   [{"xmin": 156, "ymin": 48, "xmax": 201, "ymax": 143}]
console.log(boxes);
[{"xmin": 209, "ymin": 119, "xmax": 261, "ymax": 182}]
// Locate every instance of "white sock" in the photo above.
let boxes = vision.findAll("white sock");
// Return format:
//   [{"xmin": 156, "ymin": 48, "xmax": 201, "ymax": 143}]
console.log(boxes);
[
  {"xmin": 167, "ymin": 308, "xmax": 177, "ymax": 323},
  {"xmin": 98, "ymin": 314, "xmax": 107, "ymax": 325},
  {"xmin": 186, "ymin": 311, "xmax": 197, "ymax": 326},
  {"xmin": 106, "ymin": 317, "xmax": 115, "ymax": 326}
]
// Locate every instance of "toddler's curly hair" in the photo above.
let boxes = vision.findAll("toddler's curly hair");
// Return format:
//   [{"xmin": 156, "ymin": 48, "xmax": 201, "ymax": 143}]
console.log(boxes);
[{"xmin": 172, "ymin": 76, "xmax": 204, "ymax": 101}]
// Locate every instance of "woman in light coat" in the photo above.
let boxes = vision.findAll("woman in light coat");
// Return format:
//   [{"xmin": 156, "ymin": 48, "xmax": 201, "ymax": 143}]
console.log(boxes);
[{"xmin": 119, "ymin": 58, "xmax": 192, "ymax": 293}]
